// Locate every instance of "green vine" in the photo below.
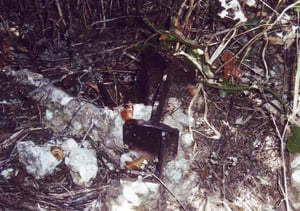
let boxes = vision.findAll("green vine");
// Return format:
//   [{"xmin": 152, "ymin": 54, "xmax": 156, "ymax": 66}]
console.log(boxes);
[
  {"xmin": 200, "ymin": 79, "xmax": 289, "ymax": 114},
  {"xmin": 142, "ymin": 14, "xmax": 289, "ymax": 116}
]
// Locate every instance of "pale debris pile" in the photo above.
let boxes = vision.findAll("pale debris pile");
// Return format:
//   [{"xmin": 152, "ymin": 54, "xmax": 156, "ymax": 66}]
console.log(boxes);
[
  {"xmin": 9, "ymin": 138, "xmax": 98, "ymax": 187},
  {"xmin": 110, "ymin": 176, "xmax": 160, "ymax": 211},
  {"xmin": 31, "ymin": 81, "xmax": 124, "ymax": 150},
  {"xmin": 1, "ymin": 68, "xmax": 220, "ymax": 209},
  {"xmin": 3, "ymin": 68, "xmax": 124, "ymax": 162},
  {"xmin": 64, "ymin": 138, "xmax": 98, "ymax": 186},
  {"xmin": 111, "ymin": 97, "xmax": 199, "ymax": 210},
  {"xmin": 16, "ymin": 140, "xmax": 62, "ymax": 179},
  {"xmin": 1, "ymin": 68, "xmax": 124, "ymax": 186}
]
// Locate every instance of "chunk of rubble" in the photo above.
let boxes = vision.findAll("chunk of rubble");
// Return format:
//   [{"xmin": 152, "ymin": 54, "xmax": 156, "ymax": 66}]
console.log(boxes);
[
  {"xmin": 110, "ymin": 176, "xmax": 160, "ymax": 210},
  {"xmin": 0, "ymin": 168, "xmax": 15, "ymax": 179},
  {"xmin": 291, "ymin": 154, "xmax": 300, "ymax": 188},
  {"xmin": 4, "ymin": 68, "xmax": 124, "ymax": 166},
  {"xmin": 4, "ymin": 68, "xmax": 209, "ymax": 209},
  {"xmin": 31, "ymin": 86, "xmax": 124, "ymax": 149},
  {"xmin": 132, "ymin": 104, "xmax": 152, "ymax": 120},
  {"xmin": 16, "ymin": 140, "xmax": 63, "ymax": 179},
  {"xmin": 64, "ymin": 139, "xmax": 98, "ymax": 187},
  {"xmin": 16, "ymin": 138, "xmax": 98, "ymax": 187}
]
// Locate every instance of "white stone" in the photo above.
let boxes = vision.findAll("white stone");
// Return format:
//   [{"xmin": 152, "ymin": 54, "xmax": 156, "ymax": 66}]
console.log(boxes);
[
  {"xmin": 227, "ymin": 156, "xmax": 238, "ymax": 166},
  {"xmin": 62, "ymin": 138, "xmax": 79, "ymax": 153},
  {"xmin": 45, "ymin": 109, "xmax": 53, "ymax": 120},
  {"xmin": 246, "ymin": 0, "xmax": 256, "ymax": 7},
  {"xmin": 16, "ymin": 141, "xmax": 62, "ymax": 179},
  {"xmin": 133, "ymin": 104, "xmax": 152, "ymax": 120},
  {"xmin": 1, "ymin": 168, "xmax": 14, "ymax": 179},
  {"xmin": 292, "ymin": 169, "xmax": 300, "ymax": 187},
  {"xmin": 181, "ymin": 133, "xmax": 194, "ymax": 148},
  {"xmin": 65, "ymin": 144, "xmax": 98, "ymax": 187},
  {"xmin": 291, "ymin": 155, "xmax": 300, "ymax": 169},
  {"xmin": 120, "ymin": 177, "xmax": 159, "ymax": 207}
]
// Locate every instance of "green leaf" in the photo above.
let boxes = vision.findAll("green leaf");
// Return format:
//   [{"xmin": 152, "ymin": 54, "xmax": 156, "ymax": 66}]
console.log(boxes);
[
  {"xmin": 242, "ymin": 17, "xmax": 261, "ymax": 26},
  {"xmin": 294, "ymin": 1, "xmax": 300, "ymax": 13},
  {"xmin": 287, "ymin": 124, "xmax": 300, "ymax": 153}
]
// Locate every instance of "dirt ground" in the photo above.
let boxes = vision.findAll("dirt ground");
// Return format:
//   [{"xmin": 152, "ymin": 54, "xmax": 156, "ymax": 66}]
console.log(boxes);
[{"xmin": 0, "ymin": 0, "xmax": 298, "ymax": 210}]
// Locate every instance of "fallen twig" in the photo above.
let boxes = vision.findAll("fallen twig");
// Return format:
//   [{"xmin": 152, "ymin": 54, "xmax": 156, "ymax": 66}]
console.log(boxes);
[{"xmin": 270, "ymin": 113, "xmax": 290, "ymax": 211}]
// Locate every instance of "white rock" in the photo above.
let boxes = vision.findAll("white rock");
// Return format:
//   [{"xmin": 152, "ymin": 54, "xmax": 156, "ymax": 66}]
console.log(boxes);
[
  {"xmin": 291, "ymin": 154, "xmax": 300, "ymax": 169},
  {"xmin": 45, "ymin": 109, "xmax": 54, "ymax": 120},
  {"xmin": 120, "ymin": 177, "xmax": 159, "ymax": 207},
  {"xmin": 290, "ymin": 154, "xmax": 300, "ymax": 191},
  {"xmin": 16, "ymin": 141, "xmax": 62, "ymax": 179},
  {"xmin": 62, "ymin": 138, "xmax": 79, "ymax": 153},
  {"xmin": 5, "ymin": 70, "xmax": 126, "ymax": 167},
  {"xmin": 292, "ymin": 169, "xmax": 300, "ymax": 187},
  {"xmin": 65, "ymin": 144, "xmax": 98, "ymax": 187},
  {"xmin": 253, "ymin": 138, "xmax": 261, "ymax": 148},
  {"xmin": 1, "ymin": 168, "xmax": 14, "ymax": 179},
  {"xmin": 16, "ymin": 138, "xmax": 98, "ymax": 187},
  {"xmin": 181, "ymin": 133, "xmax": 194, "ymax": 148},
  {"xmin": 32, "ymin": 84, "xmax": 124, "ymax": 149},
  {"xmin": 133, "ymin": 104, "xmax": 152, "ymax": 120},
  {"xmin": 50, "ymin": 89, "xmax": 74, "ymax": 105},
  {"xmin": 227, "ymin": 156, "xmax": 238, "ymax": 166},
  {"xmin": 246, "ymin": 0, "xmax": 256, "ymax": 7}
]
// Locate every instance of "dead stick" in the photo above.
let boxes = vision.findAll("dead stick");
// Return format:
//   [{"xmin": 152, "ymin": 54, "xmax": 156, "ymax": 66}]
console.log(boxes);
[{"xmin": 55, "ymin": 0, "xmax": 66, "ymax": 27}]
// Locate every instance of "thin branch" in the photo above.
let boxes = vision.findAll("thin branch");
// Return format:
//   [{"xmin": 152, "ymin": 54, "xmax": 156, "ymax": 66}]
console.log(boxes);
[
  {"xmin": 55, "ymin": 0, "xmax": 66, "ymax": 27},
  {"xmin": 270, "ymin": 114, "xmax": 290, "ymax": 211}
]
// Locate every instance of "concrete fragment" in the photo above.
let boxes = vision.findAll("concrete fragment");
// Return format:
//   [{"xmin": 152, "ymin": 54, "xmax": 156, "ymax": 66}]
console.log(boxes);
[
  {"xmin": 64, "ymin": 139, "xmax": 98, "ymax": 187},
  {"xmin": 16, "ymin": 141, "xmax": 62, "ymax": 179}
]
